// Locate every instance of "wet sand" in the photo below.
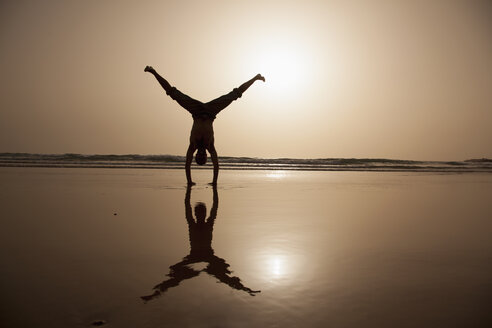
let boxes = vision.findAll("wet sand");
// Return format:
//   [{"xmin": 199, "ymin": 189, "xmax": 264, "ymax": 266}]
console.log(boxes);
[{"xmin": 1, "ymin": 168, "xmax": 491, "ymax": 327}]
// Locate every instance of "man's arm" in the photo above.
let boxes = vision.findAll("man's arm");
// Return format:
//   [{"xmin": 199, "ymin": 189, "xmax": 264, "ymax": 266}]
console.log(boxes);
[
  {"xmin": 208, "ymin": 185, "xmax": 219, "ymax": 225},
  {"xmin": 185, "ymin": 144, "xmax": 196, "ymax": 185},
  {"xmin": 185, "ymin": 184, "xmax": 193, "ymax": 223},
  {"xmin": 209, "ymin": 146, "xmax": 219, "ymax": 185}
]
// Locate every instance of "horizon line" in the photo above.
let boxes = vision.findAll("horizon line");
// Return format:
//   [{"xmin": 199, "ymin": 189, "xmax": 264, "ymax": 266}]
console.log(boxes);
[{"xmin": 0, "ymin": 152, "xmax": 490, "ymax": 163}]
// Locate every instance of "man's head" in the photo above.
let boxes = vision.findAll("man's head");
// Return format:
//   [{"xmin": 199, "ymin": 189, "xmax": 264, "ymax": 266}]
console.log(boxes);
[
  {"xmin": 194, "ymin": 202, "xmax": 207, "ymax": 222},
  {"xmin": 195, "ymin": 148, "xmax": 207, "ymax": 165}
]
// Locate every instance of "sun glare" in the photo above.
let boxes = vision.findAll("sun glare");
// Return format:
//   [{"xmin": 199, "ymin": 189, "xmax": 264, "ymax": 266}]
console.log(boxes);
[
  {"xmin": 266, "ymin": 170, "xmax": 287, "ymax": 179},
  {"xmin": 243, "ymin": 38, "xmax": 313, "ymax": 100},
  {"xmin": 268, "ymin": 255, "xmax": 288, "ymax": 278}
]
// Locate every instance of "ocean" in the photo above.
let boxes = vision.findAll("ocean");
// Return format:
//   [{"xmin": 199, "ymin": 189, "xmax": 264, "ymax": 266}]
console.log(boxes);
[{"xmin": 1, "ymin": 153, "xmax": 491, "ymax": 172}]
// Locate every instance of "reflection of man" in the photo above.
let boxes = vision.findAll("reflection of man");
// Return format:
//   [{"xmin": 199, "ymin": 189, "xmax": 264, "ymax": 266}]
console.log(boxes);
[{"xmin": 141, "ymin": 186, "xmax": 260, "ymax": 301}]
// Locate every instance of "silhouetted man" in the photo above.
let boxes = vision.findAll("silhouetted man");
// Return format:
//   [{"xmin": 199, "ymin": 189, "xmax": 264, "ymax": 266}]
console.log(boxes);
[{"xmin": 145, "ymin": 66, "xmax": 265, "ymax": 185}]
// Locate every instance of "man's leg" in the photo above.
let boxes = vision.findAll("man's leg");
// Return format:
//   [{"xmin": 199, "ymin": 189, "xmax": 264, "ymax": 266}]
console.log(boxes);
[
  {"xmin": 205, "ymin": 74, "xmax": 265, "ymax": 115},
  {"xmin": 145, "ymin": 66, "xmax": 172, "ymax": 92},
  {"xmin": 141, "ymin": 261, "xmax": 200, "ymax": 301},
  {"xmin": 145, "ymin": 66, "xmax": 203, "ymax": 115},
  {"xmin": 237, "ymin": 74, "xmax": 265, "ymax": 94}
]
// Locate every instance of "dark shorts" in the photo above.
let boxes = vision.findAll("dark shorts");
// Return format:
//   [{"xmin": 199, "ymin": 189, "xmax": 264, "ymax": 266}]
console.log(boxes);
[{"xmin": 167, "ymin": 87, "xmax": 242, "ymax": 120}]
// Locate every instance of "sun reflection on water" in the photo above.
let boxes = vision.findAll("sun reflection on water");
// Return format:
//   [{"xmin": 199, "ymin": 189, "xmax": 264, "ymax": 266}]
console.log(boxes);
[
  {"xmin": 260, "ymin": 253, "xmax": 294, "ymax": 282},
  {"xmin": 270, "ymin": 255, "xmax": 287, "ymax": 277},
  {"xmin": 266, "ymin": 171, "xmax": 287, "ymax": 179}
]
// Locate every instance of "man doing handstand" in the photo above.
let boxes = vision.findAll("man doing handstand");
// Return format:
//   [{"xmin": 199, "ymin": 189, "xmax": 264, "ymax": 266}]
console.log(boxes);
[{"xmin": 145, "ymin": 66, "xmax": 265, "ymax": 185}]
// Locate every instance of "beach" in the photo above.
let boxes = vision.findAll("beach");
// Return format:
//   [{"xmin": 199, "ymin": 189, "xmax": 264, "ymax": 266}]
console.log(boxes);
[{"xmin": 1, "ymin": 167, "xmax": 491, "ymax": 327}]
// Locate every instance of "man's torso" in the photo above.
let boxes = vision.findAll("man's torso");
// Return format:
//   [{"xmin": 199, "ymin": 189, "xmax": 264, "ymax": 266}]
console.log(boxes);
[{"xmin": 190, "ymin": 117, "xmax": 214, "ymax": 149}]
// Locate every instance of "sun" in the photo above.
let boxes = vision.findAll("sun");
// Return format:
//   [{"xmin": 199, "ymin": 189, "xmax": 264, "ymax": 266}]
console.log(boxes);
[{"xmin": 242, "ymin": 38, "xmax": 314, "ymax": 100}]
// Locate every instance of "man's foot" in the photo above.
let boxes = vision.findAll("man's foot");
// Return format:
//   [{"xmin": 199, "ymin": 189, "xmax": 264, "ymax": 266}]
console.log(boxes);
[
  {"xmin": 256, "ymin": 74, "xmax": 265, "ymax": 82},
  {"xmin": 144, "ymin": 65, "xmax": 154, "ymax": 73},
  {"xmin": 187, "ymin": 181, "xmax": 196, "ymax": 186}
]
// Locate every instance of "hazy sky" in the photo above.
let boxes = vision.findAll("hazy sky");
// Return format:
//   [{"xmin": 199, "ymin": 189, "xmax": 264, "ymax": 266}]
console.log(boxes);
[{"xmin": 1, "ymin": 0, "xmax": 491, "ymax": 160}]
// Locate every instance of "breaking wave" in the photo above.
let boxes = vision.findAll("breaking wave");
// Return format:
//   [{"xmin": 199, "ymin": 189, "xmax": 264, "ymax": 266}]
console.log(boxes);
[{"xmin": 0, "ymin": 153, "xmax": 491, "ymax": 172}]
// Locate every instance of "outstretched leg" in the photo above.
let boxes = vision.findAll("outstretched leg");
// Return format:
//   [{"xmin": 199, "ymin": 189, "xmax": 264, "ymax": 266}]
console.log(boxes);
[
  {"xmin": 145, "ymin": 66, "xmax": 172, "ymax": 93},
  {"xmin": 205, "ymin": 74, "xmax": 265, "ymax": 115},
  {"xmin": 145, "ymin": 66, "xmax": 203, "ymax": 115},
  {"xmin": 238, "ymin": 73, "xmax": 265, "ymax": 94}
]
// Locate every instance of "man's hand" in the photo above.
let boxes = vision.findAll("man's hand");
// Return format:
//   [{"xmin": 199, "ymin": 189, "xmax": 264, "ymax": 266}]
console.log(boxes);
[
  {"xmin": 255, "ymin": 74, "xmax": 266, "ymax": 82},
  {"xmin": 144, "ymin": 65, "xmax": 155, "ymax": 73}
]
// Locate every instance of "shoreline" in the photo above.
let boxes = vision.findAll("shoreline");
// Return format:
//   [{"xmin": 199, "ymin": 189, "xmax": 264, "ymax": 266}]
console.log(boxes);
[{"xmin": 1, "ymin": 163, "xmax": 491, "ymax": 173}]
